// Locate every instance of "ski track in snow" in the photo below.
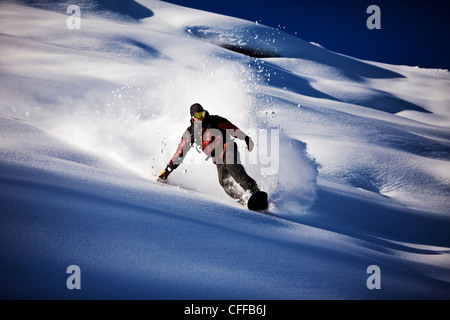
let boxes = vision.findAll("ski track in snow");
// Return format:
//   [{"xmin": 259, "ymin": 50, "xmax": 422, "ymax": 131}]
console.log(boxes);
[{"xmin": 0, "ymin": 0, "xmax": 449, "ymax": 299}]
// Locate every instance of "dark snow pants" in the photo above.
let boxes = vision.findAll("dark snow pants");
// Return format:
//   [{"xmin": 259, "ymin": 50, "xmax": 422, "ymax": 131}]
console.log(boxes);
[{"xmin": 215, "ymin": 142, "xmax": 259, "ymax": 201}]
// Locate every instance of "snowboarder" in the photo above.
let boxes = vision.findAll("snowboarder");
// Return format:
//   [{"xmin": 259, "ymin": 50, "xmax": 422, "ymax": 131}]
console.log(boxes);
[{"xmin": 158, "ymin": 103, "xmax": 265, "ymax": 207}]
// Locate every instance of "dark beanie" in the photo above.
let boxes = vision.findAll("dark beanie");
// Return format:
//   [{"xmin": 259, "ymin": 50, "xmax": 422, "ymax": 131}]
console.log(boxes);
[{"xmin": 190, "ymin": 103, "xmax": 204, "ymax": 116}]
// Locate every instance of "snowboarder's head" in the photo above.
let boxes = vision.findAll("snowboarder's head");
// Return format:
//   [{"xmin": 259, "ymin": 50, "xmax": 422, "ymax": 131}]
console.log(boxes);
[{"xmin": 190, "ymin": 103, "xmax": 205, "ymax": 121}]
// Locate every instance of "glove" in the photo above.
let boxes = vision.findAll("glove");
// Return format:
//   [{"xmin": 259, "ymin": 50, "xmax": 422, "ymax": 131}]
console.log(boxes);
[
  {"xmin": 245, "ymin": 136, "xmax": 254, "ymax": 152},
  {"xmin": 157, "ymin": 166, "xmax": 172, "ymax": 181}
]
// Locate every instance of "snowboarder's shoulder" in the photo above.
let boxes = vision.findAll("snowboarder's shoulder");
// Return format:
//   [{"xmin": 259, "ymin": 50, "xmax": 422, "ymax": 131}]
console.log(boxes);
[
  {"xmin": 209, "ymin": 114, "xmax": 229, "ymax": 124},
  {"xmin": 186, "ymin": 119, "xmax": 195, "ymax": 133}
]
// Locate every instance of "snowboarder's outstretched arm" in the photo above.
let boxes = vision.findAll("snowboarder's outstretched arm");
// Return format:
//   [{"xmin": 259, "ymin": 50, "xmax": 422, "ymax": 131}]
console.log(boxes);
[
  {"xmin": 158, "ymin": 129, "xmax": 192, "ymax": 181},
  {"xmin": 216, "ymin": 117, "xmax": 254, "ymax": 152}
]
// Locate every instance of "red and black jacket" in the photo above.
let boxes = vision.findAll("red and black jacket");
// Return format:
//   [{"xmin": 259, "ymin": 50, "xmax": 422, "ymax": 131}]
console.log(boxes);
[{"xmin": 167, "ymin": 111, "xmax": 249, "ymax": 170}]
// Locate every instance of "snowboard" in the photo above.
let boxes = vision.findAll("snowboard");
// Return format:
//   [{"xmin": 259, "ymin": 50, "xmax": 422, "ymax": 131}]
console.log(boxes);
[{"xmin": 247, "ymin": 191, "xmax": 268, "ymax": 211}]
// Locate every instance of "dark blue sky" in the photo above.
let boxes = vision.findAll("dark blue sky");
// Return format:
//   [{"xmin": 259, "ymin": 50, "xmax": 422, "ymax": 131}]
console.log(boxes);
[{"xmin": 165, "ymin": 0, "xmax": 449, "ymax": 70}]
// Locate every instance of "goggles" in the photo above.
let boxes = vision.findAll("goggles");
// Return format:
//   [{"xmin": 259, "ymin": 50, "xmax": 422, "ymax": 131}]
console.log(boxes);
[{"xmin": 193, "ymin": 111, "xmax": 205, "ymax": 119}]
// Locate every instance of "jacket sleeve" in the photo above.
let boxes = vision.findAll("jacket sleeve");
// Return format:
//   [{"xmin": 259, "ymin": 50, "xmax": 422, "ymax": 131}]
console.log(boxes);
[
  {"xmin": 167, "ymin": 128, "xmax": 192, "ymax": 171},
  {"xmin": 216, "ymin": 117, "xmax": 248, "ymax": 140}
]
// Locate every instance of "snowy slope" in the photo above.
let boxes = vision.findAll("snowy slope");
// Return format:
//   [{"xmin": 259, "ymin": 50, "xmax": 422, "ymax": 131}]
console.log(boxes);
[{"xmin": 0, "ymin": 0, "xmax": 449, "ymax": 299}]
